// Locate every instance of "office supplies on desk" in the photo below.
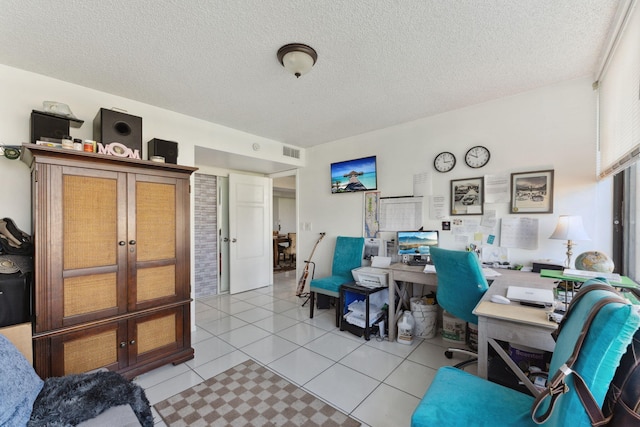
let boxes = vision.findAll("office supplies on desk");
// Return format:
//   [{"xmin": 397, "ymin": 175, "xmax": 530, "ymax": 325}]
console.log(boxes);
[
  {"xmin": 540, "ymin": 268, "xmax": 638, "ymax": 288},
  {"xmin": 408, "ymin": 258, "xmax": 431, "ymax": 266},
  {"xmin": 481, "ymin": 268, "xmax": 501, "ymax": 277},
  {"xmin": 370, "ymin": 256, "xmax": 391, "ymax": 268},
  {"xmin": 490, "ymin": 294, "xmax": 511, "ymax": 304},
  {"xmin": 506, "ymin": 286, "xmax": 554, "ymax": 305},
  {"xmin": 562, "ymin": 268, "xmax": 621, "ymax": 282}
]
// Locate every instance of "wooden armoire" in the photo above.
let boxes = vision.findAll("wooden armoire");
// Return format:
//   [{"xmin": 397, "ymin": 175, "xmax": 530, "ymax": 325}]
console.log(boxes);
[{"xmin": 22, "ymin": 144, "xmax": 197, "ymax": 379}]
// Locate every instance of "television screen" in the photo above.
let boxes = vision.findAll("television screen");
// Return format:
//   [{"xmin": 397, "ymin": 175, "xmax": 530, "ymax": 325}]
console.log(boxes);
[
  {"xmin": 397, "ymin": 230, "xmax": 439, "ymax": 256},
  {"xmin": 330, "ymin": 156, "xmax": 377, "ymax": 193}
]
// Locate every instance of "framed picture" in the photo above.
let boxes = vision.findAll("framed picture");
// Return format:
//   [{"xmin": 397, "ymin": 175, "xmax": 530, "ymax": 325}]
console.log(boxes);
[
  {"xmin": 450, "ymin": 177, "xmax": 484, "ymax": 215},
  {"xmin": 510, "ymin": 170, "xmax": 554, "ymax": 214},
  {"xmin": 330, "ymin": 155, "xmax": 377, "ymax": 193}
]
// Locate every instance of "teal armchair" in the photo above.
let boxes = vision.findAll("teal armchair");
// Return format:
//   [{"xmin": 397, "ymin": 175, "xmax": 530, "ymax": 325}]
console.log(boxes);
[
  {"xmin": 411, "ymin": 278, "xmax": 640, "ymax": 427},
  {"xmin": 309, "ymin": 236, "xmax": 364, "ymax": 326}
]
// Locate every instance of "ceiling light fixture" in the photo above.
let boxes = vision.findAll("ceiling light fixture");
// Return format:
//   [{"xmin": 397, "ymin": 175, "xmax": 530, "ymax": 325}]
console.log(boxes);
[{"xmin": 277, "ymin": 43, "xmax": 318, "ymax": 78}]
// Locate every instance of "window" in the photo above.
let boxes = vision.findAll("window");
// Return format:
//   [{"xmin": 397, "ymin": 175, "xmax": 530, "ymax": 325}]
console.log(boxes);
[{"xmin": 597, "ymin": 1, "xmax": 640, "ymax": 179}]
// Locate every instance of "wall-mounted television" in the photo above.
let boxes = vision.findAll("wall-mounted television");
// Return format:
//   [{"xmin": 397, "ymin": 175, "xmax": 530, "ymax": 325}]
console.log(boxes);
[
  {"xmin": 397, "ymin": 230, "xmax": 439, "ymax": 256},
  {"xmin": 330, "ymin": 155, "xmax": 377, "ymax": 193}
]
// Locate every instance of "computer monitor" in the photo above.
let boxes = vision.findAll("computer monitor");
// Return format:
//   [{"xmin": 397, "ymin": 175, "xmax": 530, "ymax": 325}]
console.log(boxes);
[{"xmin": 397, "ymin": 230, "xmax": 439, "ymax": 257}]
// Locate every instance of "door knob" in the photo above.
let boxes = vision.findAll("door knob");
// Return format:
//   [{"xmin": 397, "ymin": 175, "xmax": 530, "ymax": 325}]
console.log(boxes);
[
  {"xmin": 120, "ymin": 341, "xmax": 126, "ymax": 348},
  {"xmin": 129, "ymin": 240, "xmax": 136, "ymax": 245},
  {"xmin": 118, "ymin": 241, "xmax": 126, "ymax": 246},
  {"xmin": 129, "ymin": 340, "xmax": 136, "ymax": 345}
]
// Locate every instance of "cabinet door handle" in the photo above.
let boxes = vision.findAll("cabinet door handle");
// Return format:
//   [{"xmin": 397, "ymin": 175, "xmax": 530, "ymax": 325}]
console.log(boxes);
[
  {"xmin": 129, "ymin": 240, "xmax": 136, "ymax": 245},
  {"xmin": 120, "ymin": 341, "xmax": 126, "ymax": 348},
  {"xmin": 119, "ymin": 241, "xmax": 126, "ymax": 246},
  {"xmin": 129, "ymin": 339, "xmax": 136, "ymax": 345}
]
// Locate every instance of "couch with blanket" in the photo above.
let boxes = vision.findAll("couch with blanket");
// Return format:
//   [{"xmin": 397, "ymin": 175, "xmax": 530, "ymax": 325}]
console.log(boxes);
[{"xmin": 0, "ymin": 323, "xmax": 153, "ymax": 427}]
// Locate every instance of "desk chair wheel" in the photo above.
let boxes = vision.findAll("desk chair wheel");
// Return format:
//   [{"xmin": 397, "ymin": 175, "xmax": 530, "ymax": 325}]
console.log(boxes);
[{"xmin": 445, "ymin": 351, "xmax": 453, "ymax": 359}]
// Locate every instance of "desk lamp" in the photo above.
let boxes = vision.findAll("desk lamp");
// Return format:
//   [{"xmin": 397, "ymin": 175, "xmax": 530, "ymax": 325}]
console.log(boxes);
[
  {"xmin": 549, "ymin": 215, "xmax": 590, "ymax": 308},
  {"xmin": 549, "ymin": 215, "xmax": 591, "ymax": 268}
]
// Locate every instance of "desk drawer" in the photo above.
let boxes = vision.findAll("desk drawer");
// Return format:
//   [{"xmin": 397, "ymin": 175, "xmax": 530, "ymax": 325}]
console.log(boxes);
[{"xmin": 485, "ymin": 318, "xmax": 556, "ymax": 352}]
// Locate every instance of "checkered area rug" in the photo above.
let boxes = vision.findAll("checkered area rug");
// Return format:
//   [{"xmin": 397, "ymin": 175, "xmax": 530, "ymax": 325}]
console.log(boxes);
[{"xmin": 154, "ymin": 359, "xmax": 361, "ymax": 427}]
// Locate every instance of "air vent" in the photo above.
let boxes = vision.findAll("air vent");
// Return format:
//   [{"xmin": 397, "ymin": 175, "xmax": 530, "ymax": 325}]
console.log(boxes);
[{"xmin": 283, "ymin": 146, "xmax": 300, "ymax": 159}]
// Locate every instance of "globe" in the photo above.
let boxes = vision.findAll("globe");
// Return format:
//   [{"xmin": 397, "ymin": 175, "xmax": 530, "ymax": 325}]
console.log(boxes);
[{"xmin": 574, "ymin": 251, "xmax": 615, "ymax": 273}]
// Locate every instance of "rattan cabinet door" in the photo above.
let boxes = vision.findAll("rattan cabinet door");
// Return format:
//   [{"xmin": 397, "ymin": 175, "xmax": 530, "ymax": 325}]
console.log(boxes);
[
  {"xmin": 39, "ymin": 165, "xmax": 128, "ymax": 332},
  {"xmin": 129, "ymin": 174, "xmax": 191, "ymax": 311},
  {"xmin": 48, "ymin": 320, "xmax": 128, "ymax": 376},
  {"xmin": 126, "ymin": 305, "xmax": 188, "ymax": 370}
]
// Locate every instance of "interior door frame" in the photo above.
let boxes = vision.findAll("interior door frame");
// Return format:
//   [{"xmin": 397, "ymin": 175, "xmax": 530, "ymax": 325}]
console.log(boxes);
[{"xmin": 270, "ymin": 169, "xmax": 299, "ymax": 274}]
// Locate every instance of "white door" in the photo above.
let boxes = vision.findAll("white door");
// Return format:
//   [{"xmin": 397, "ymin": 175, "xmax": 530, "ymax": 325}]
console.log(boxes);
[{"xmin": 229, "ymin": 173, "xmax": 272, "ymax": 294}]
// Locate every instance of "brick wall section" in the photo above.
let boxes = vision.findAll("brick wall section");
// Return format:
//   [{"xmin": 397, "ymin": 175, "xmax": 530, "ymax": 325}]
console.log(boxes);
[{"xmin": 194, "ymin": 174, "xmax": 218, "ymax": 297}]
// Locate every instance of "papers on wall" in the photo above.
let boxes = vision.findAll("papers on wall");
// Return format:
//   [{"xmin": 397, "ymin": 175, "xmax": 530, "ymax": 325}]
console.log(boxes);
[
  {"xmin": 379, "ymin": 196, "xmax": 422, "ymax": 231},
  {"xmin": 500, "ymin": 217, "xmax": 539, "ymax": 250},
  {"xmin": 429, "ymin": 195, "xmax": 447, "ymax": 220},
  {"xmin": 413, "ymin": 172, "xmax": 433, "ymax": 197},
  {"xmin": 364, "ymin": 238, "xmax": 383, "ymax": 260},
  {"xmin": 363, "ymin": 191, "xmax": 381, "ymax": 238},
  {"xmin": 484, "ymin": 174, "xmax": 511, "ymax": 203},
  {"xmin": 481, "ymin": 246, "xmax": 509, "ymax": 264}
]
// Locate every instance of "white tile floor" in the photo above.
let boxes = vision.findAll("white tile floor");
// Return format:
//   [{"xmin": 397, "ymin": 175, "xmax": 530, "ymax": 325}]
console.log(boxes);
[{"xmin": 135, "ymin": 271, "xmax": 471, "ymax": 427}]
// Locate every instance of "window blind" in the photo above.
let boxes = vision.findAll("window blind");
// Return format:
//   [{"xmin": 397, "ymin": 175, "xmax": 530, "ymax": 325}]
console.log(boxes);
[{"xmin": 598, "ymin": 0, "xmax": 640, "ymax": 180}]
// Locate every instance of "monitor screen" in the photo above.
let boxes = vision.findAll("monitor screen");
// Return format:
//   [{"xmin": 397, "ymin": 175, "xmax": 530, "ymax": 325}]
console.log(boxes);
[{"xmin": 397, "ymin": 230, "xmax": 439, "ymax": 256}]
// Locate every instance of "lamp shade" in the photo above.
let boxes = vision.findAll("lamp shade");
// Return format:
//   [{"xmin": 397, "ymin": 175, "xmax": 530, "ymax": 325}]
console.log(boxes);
[
  {"xmin": 549, "ymin": 215, "xmax": 590, "ymax": 241},
  {"xmin": 277, "ymin": 43, "xmax": 317, "ymax": 78}
]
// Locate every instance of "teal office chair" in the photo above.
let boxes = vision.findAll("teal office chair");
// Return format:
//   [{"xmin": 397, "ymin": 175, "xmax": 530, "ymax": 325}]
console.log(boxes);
[
  {"xmin": 309, "ymin": 236, "xmax": 364, "ymax": 327},
  {"xmin": 430, "ymin": 247, "xmax": 489, "ymax": 367},
  {"xmin": 411, "ymin": 278, "xmax": 640, "ymax": 427}
]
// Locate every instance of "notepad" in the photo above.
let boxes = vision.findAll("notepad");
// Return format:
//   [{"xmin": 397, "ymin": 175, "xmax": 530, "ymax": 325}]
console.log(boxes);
[{"xmin": 506, "ymin": 286, "xmax": 555, "ymax": 305}]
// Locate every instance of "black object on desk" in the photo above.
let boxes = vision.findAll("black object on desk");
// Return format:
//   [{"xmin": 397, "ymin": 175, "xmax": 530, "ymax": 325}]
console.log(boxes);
[{"xmin": 339, "ymin": 282, "xmax": 387, "ymax": 340}]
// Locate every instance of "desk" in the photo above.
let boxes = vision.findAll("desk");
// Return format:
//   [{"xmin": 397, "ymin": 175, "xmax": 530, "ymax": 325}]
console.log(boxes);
[
  {"xmin": 473, "ymin": 270, "xmax": 557, "ymax": 395},
  {"xmin": 387, "ymin": 263, "xmax": 437, "ymax": 341},
  {"xmin": 388, "ymin": 264, "xmax": 558, "ymax": 394}
]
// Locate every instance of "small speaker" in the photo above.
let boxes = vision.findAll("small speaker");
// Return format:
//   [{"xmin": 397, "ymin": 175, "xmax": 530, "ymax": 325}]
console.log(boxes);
[
  {"xmin": 93, "ymin": 108, "xmax": 142, "ymax": 152},
  {"xmin": 30, "ymin": 111, "xmax": 70, "ymax": 143},
  {"xmin": 148, "ymin": 138, "xmax": 179, "ymax": 164}
]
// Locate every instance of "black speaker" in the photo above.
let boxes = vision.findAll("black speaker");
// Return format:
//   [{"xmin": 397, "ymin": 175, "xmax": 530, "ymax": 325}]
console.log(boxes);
[
  {"xmin": 30, "ymin": 111, "xmax": 70, "ymax": 143},
  {"xmin": 0, "ymin": 272, "xmax": 31, "ymax": 327},
  {"xmin": 93, "ymin": 108, "xmax": 142, "ymax": 152},
  {"xmin": 148, "ymin": 138, "xmax": 179, "ymax": 164}
]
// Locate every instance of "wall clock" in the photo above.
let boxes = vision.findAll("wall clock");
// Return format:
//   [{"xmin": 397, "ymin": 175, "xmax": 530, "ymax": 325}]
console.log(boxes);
[
  {"xmin": 465, "ymin": 145, "xmax": 490, "ymax": 168},
  {"xmin": 434, "ymin": 151, "xmax": 456, "ymax": 173}
]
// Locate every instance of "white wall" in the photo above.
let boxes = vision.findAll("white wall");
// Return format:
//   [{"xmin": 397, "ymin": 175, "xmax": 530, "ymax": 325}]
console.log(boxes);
[
  {"xmin": 0, "ymin": 64, "xmax": 612, "ymax": 284},
  {"xmin": 0, "ymin": 64, "xmax": 303, "ymax": 331},
  {"xmin": 298, "ymin": 77, "xmax": 610, "ymax": 277},
  {"xmin": 0, "ymin": 64, "xmax": 303, "ymax": 232}
]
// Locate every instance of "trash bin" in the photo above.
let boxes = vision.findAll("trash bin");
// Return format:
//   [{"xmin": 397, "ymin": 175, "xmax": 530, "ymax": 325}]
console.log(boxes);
[{"xmin": 411, "ymin": 297, "xmax": 439, "ymax": 339}]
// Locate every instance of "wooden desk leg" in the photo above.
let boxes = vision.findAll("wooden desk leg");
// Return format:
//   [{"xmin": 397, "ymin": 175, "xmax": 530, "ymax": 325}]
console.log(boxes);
[
  {"xmin": 477, "ymin": 317, "xmax": 489, "ymax": 379},
  {"xmin": 389, "ymin": 271, "xmax": 396, "ymax": 341}
]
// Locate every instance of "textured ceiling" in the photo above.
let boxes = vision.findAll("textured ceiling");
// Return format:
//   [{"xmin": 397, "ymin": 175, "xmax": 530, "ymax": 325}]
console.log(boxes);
[{"xmin": 0, "ymin": 0, "xmax": 620, "ymax": 149}]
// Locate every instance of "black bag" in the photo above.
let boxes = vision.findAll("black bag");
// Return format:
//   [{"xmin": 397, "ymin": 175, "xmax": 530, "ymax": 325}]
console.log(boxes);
[
  {"xmin": 0, "ymin": 218, "xmax": 33, "ymax": 255},
  {"xmin": 602, "ymin": 301, "xmax": 640, "ymax": 426}
]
